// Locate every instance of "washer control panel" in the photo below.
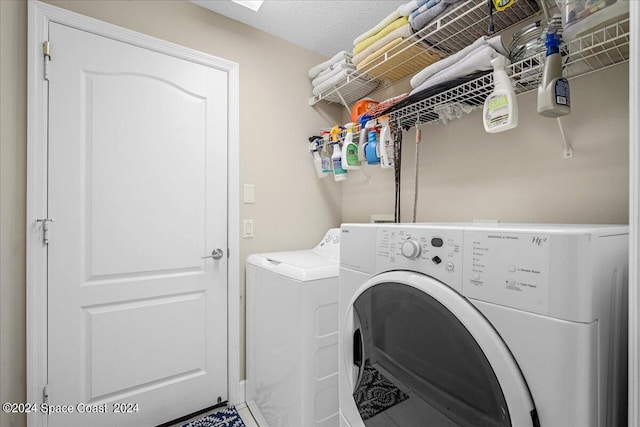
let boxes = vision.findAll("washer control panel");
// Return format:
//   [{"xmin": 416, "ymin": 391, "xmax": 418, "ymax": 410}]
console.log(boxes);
[{"xmin": 376, "ymin": 227, "xmax": 463, "ymax": 290}]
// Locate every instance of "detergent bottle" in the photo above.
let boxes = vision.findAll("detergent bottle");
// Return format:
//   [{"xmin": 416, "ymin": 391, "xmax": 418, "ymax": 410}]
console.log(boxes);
[
  {"xmin": 320, "ymin": 130, "xmax": 332, "ymax": 175},
  {"xmin": 330, "ymin": 125, "xmax": 347, "ymax": 182},
  {"xmin": 378, "ymin": 115, "xmax": 394, "ymax": 169},
  {"xmin": 341, "ymin": 122, "xmax": 361, "ymax": 170},
  {"xmin": 537, "ymin": 31, "xmax": 570, "ymax": 117},
  {"xmin": 358, "ymin": 115, "xmax": 370, "ymax": 164},
  {"xmin": 364, "ymin": 119, "xmax": 380, "ymax": 165}
]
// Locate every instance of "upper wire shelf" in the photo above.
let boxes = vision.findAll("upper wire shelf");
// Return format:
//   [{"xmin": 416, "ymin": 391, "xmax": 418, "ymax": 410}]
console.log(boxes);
[
  {"xmin": 390, "ymin": 17, "xmax": 630, "ymax": 129},
  {"xmin": 309, "ymin": 0, "xmax": 542, "ymax": 108}
]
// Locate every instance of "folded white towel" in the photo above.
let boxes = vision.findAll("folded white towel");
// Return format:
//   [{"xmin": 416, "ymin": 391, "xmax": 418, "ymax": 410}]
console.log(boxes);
[
  {"xmin": 353, "ymin": 9, "xmax": 402, "ymax": 46},
  {"xmin": 410, "ymin": 35, "xmax": 506, "ymax": 88},
  {"xmin": 314, "ymin": 58, "xmax": 350, "ymax": 78},
  {"xmin": 312, "ymin": 63, "xmax": 356, "ymax": 87},
  {"xmin": 308, "ymin": 51, "xmax": 353, "ymax": 79},
  {"xmin": 410, "ymin": 49, "xmax": 506, "ymax": 95},
  {"xmin": 312, "ymin": 69, "xmax": 378, "ymax": 96}
]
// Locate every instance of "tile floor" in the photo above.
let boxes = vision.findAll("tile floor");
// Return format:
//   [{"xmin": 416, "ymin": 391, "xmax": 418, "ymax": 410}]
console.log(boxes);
[{"xmin": 169, "ymin": 402, "xmax": 259, "ymax": 427}]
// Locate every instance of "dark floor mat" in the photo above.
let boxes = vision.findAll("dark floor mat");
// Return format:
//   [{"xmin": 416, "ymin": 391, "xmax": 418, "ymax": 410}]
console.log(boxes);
[{"xmin": 353, "ymin": 362, "xmax": 410, "ymax": 420}]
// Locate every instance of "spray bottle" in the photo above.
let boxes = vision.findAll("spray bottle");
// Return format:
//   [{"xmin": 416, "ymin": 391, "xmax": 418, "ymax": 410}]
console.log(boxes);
[
  {"xmin": 358, "ymin": 115, "xmax": 370, "ymax": 164},
  {"xmin": 320, "ymin": 130, "xmax": 332, "ymax": 175},
  {"xmin": 364, "ymin": 119, "xmax": 380, "ymax": 165},
  {"xmin": 330, "ymin": 125, "xmax": 347, "ymax": 182},
  {"xmin": 483, "ymin": 54, "xmax": 518, "ymax": 133},
  {"xmin": 537, "ymin": 31, "xmax": 570, "ymax": 117},
  {"xmin": 341, "ymin": 123, "xmax": 361, "ymax": 170},
  {"xmin": 308, "ymin": 137, "xmax": 327, "ymax": 178},
  {"xmin": 378, "ymin": 115, "xmax": 394, "ymax": 169}
]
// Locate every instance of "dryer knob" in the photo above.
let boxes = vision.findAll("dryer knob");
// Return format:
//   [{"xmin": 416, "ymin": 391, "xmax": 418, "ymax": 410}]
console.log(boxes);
[{"xmin": 401, "ymin": 239, "xmax": 421, "ymax": 259}]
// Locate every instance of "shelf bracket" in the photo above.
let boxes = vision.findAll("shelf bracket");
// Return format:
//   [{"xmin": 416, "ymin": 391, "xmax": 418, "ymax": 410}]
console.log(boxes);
[
  {"xmin": 557, "ymin": 117, "xmax": 573, "ymax": 159},
  {"xmin": 334, "ymin": 89, "xmax": 351, "ymax": 114}
]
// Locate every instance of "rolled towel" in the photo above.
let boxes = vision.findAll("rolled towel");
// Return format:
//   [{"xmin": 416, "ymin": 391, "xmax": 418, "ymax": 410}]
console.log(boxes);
[
  {"xmin": 352, "ymin": 24, "xmax": 413, "ymax": 67},
  {"xmin": 410, "ymin": 48, "xmax": 505, "ymax": 95},
  {"xmin": 354, "ymin": 16, "xmax": 409, "ymax": 55},
  {"xmin": 308, "ymin": 50, "xmax": 352, "ymax": 79},
  {"xmin": 312, "ymin": 63, "xmax": 356, "ymax": 87},
  {"xmin": 353, "ymin": 9, "xmax": 402, "ymax": 46},
  {"xmin": 410, "ymin": 35, "xmax": 506, "ymax": 88}
]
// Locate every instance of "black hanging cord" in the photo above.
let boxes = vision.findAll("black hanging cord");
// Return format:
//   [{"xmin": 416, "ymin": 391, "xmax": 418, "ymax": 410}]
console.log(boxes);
[
  {"xmin": 393, "ymin": 124, "xmax": 403, "ymax": 223},
  {"xmin": 487, "ymin": 0, "xmax": 495, "ymax": 35}
]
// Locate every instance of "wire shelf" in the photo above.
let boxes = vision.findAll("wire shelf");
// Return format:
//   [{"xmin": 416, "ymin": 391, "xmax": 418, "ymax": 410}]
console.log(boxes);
[
  {"xmin": 309, "ymin": 0, "xmax": 542, "ymax": 108},
  {"xmin": 390, "ymin": 17, "xmax": 630, "ymax": 129}
]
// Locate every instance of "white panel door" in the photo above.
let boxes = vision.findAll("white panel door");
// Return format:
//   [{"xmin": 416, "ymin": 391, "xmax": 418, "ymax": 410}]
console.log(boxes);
[{"xmin": 47, "ymin": 22, "xmax": 228, "ymax": 426}]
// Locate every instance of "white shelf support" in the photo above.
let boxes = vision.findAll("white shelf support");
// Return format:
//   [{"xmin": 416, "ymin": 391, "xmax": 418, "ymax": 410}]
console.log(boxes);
[
  {"xmin": 557, "ymin": 117, "xmax": 574, "ymax": 159},
  {"xmin": 334, "ymin": 88, "xmax": 351, "ymax": 113}
]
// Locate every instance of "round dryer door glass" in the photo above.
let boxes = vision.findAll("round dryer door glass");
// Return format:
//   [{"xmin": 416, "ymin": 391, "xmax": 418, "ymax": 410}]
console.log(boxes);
[{"xmin": 351, "ymin": 282, "xmax": 511, "ymax": 427}]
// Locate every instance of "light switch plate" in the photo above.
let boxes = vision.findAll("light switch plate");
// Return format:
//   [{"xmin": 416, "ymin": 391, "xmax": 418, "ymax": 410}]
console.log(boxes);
[
  {"xmin": 243, "ymin": 220, "xmax": 254, "ymax": 238},
  {"xmin": 243, "ymin": 184, "xmax": 255, "ymax": 204}
]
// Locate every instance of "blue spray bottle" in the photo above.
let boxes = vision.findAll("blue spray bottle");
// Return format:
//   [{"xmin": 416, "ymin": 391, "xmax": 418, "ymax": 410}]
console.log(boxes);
[
  {"xmin": 364, "ymin": 119, "xmax": 380, "ymax": 165},
  {"xmin": 537, "ymin": 31, "xmax": 570, "ymax": 117},
  {"xmin": 358, "ymin": 115, "xmax": 370, "ymax": 164}
]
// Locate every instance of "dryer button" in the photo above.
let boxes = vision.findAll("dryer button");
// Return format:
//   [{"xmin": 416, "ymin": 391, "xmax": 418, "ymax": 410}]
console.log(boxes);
[{"xmin": 446, "ymin": 262, "xmax": 455, "ymax": 272}]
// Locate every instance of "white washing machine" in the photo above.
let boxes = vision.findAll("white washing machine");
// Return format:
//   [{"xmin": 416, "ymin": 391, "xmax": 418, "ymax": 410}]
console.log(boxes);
[
  {"xmin": 246, "ymin": 228, "xmax": 341, "ymax": 427},
  {"xmin": 339, "ymin": 223, "xmax": 628, "ymax": 427}
]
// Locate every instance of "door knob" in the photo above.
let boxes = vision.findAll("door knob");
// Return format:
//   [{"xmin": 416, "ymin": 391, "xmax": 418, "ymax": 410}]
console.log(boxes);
[{"xmin": 201, "ymin": 248, "xmax": 224, "ymax": 260}]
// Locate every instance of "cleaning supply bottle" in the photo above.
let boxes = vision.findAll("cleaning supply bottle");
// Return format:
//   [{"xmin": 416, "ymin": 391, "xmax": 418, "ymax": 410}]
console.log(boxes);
[
  {"xmin": 330, "ymin": 125, "xmax": 347, "ymax": 182},
  {"xmin": 483, "ymin": 54, "xmax": 518, "ymax": 133},
  {"xmin": 537, "ymin": 31, "xmax": 570, "ymax": 117},
  {"xmin": 341, "ymin": 122, "xmax": 361, "ymax": 170},
  {"xmin": 358, "ymin": 115, "xmax": 370, "ymax": 164},
  {"xmin": 378, "ymin": 115, "xmax": 394, "ymax": 169},
  {"xmin": 309, "ymin": 137, "xmax": 327, "ymax": 178},
  {"xmin": 320, "ymin": 130, "xmax": 332, "ymax": 175},
  {"xmin": 364, "ymin": 119, "xmax": 380, "ymax": 165}
]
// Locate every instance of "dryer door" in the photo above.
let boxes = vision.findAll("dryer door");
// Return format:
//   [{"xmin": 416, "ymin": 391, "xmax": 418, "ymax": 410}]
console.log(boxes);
[{"xmin": 341, "ymin": 271, "xmax": 538, "ymax": 427}]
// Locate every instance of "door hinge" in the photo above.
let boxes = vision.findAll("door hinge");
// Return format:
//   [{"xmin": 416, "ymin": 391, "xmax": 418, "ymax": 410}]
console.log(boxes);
[
  {"xmin": 43, "ymin": 384, "xmax": 49, "ymax": 404},
  {"xmin": 43, "ymin": 40, "xmax": 51, "ymax": 81},
  {"xmin": 36, "ymin": 218, "xmax": 55, "ymax": 245}
]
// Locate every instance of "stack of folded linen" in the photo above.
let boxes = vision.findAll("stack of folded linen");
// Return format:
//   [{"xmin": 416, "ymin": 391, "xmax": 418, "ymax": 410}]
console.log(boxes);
[
  {"xmin": 351, "ymin": 4, "xmax": 443, "ymax": 82},
  {"xmin": 401, "ymin": 0, "xmax": 462, "ymax": 33},
  {"xmin": 309, "ymin": 50, "xmax": 358, "ymax": 96},
  {"xmin": 409, "ymin": 35, "xmax": 509, "ymax": 95}
]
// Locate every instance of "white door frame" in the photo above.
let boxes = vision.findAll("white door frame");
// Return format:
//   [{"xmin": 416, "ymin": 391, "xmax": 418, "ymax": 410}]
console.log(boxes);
[
  {"xmin": 629, "ymin": 3, "xmax": 639, "ymax": 426},
  {"xmin": 26, "ymin": 2, "xmax": 240, "ymax": 426}
]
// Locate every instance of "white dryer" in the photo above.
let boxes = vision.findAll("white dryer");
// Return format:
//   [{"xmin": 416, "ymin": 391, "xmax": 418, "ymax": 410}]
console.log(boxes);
[
  {"xmin": 339, "ymin": 223, "xmax": 628, "ymax": 427},
  {"xmin": 246, "ymin": 228, "xmax": 341, "ymax": 427}
]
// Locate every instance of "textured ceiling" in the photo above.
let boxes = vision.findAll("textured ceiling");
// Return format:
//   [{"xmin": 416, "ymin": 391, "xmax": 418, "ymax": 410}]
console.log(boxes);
[{"xmin": 192, "ymin": 0, "xmax": 408, "ymax": 57}]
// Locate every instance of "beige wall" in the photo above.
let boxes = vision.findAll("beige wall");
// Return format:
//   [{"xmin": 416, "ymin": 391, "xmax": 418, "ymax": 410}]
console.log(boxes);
[
  {"xmin": 0, "ymin": 1, "xmax": 342, "ymax": 425},
  {"xmin": 1, "ymin": 2, "xmax": 28, "ymax": 427},
  {"xmin": 343, "ymin": 64, "xmax": 629, "ymax": 225}
]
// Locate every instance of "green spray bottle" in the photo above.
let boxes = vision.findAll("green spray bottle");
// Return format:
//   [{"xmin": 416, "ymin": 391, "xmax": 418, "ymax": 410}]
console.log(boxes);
[{"xmin": 341, "ymin": 123, "xmax": 361, "ymax": 170}]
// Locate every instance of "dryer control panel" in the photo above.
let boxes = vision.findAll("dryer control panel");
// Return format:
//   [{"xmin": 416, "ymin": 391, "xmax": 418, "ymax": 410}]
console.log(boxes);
[
  {"xmin": 376, "ymin": 227, "xmax": 464, "ymax": 291},
  {"xmin": 462, "ymin": 231, "xmax": 551, "ymax": 315}
]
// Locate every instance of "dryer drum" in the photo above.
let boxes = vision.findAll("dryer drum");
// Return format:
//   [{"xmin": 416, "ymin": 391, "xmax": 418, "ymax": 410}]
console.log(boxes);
[{"xmin": 352, "ymin": 282, "xmax": 511, "ymax": 426}]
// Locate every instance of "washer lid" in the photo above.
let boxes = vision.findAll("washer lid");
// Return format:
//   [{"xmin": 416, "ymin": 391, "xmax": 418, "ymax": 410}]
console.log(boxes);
[{"xmin": 247, "ymin": 250, "xmax": 338, "ymax": 281}]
